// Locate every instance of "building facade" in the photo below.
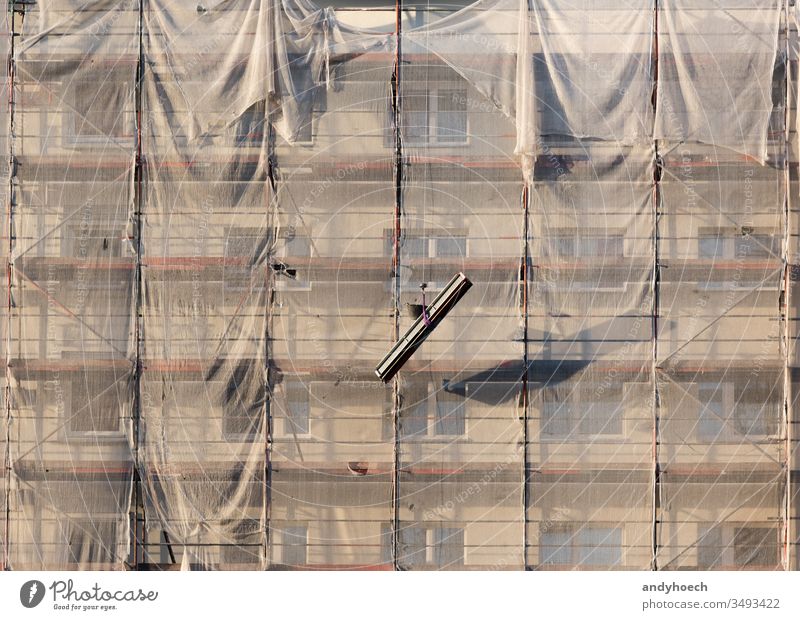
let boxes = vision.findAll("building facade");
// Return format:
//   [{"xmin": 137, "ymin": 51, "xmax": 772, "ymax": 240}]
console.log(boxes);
[{"xmin": 0, "ymin": 0, "xmax": 798, "ymax": 570}]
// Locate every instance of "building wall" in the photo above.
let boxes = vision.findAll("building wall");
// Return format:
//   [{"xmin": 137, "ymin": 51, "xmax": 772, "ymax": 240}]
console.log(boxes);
[{"xmin": 1, "ymin": 0, "xmax": 798, "ymax": 570}]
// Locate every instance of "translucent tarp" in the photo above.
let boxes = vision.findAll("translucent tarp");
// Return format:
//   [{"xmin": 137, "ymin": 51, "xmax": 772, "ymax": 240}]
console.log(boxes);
[
  {"xmin": 7, "ymin": 0, "xmax": 137, "ymax": 570},
  {"xmin": 0, "ymin": 0, "xmax": 797, "ymax": 571},
  {"xmin": 268, "ymin": 42, "xmax": 396, "ymax": 569},
  {"xmin": 654, "ymin": 0, "xmax": 781, "ymax": 161}
]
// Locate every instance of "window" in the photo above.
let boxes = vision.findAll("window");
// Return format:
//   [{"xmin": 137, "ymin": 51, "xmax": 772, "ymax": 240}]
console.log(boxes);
[
  {"xmin": 281, "ymin": 525, "xmax": 308, "ymax": 567},
  {"xmin": 434, "ymin": 391, "xmax": 466, "ymax": 436},
  {"xmin": 547, "ymin": 230, "xmax": 624, "ymax": 259},
  {"xmin": 279, "ymin": 381, "xmax": 310, "ymax": 436},
  {"xmin": 696, "ymin": 524, "xmax": 779, "ymax": 568},
  {"xmin": 389, "ymin": 230, "xmax": 468, "ymax": 259},
  {"xmin": 224, "ymin": 227, "xmax": 264, "ymax": 260},
  {"xmin": 734, "ymin": 527, "xmax": 778, "ymax": 568},
  {"xmin": 697, "ymin": 525, "xmax": 723, "ymax": 569},
  {"xmin": 431, "ymin": 527, "xmax": 464, "ymax": 566},
  {"xmin": 540, "ymin": 385, "xmax": 624, "ymax": 438},
  {"xmin": 67, "ymin": 72, "xmax": 132, "ymax": 143},
  {"xmin": 237, "ymin": 99, "xmax": 313, "ymax": 145},
  {"xmin": 401, "ymin": 87, "xmax": 468, "ymax": 145},
  {"xmin": 236, "ymin": 101, "xmax": 266, "ymax": 146},
  {"xmin": 223, "ymin": 227, "xmax": 265, "ymax": 294},
  {"xmin": 697, "ymin": 382, "xmax": 725, "ymax": 439},
  {"xmin": 698, "ymin": 233, "xmax": 724, "ymax": 259},
  {"xmin": 222, "ymin": 365, "xmax": 264, "ymax": 440},
  {"xmin": 63, "ymin": 226, "xmax": 125, "ymax": 259},
  {"xmin": 398, "ymin": 525, "xmax": 464, "ymax": 567},
  {"xmin": 735, "ymin": 233, "xmax": 779, "ymax": 259},
  {"xmin": 695, "ymin": 380, "xmax": 780, "ymax": 440},
  {"xmin": 400, "ymin": 383, "xmax": 466, "ymax": 439},
  {"xmin": 399, "ymin": 526, "xmax": 427, "ymax": 567},
  {"xmin": 275, "ymin": 227, "xmax": 312, "ymax": 260},
  {"xmin": 220, "ymin": 518, "xmax": 262, "ymax": 565},
  {"xmin": 400, "ymin": 392, "xmax": 429, "ymax": 438},
  {"xmin": 579, "ymin": 527, "xmax": 622, "ymax": 566},
  {"xmin": 540, "ymin": 524, "xmax": 622, "ymax": 567},
  {"xmin": 67, "ymin": 520, "xmax": 118, "ymax": 565},
  {"xmin": 540, "ymin": 528, "xmax": 572, "ymax": 566},
  {"xmin": 733, "ymin": 380, "xmax": 780, "ymax": 436},
  {"xmin": 698, "ymin": 228, "xmax": 779, "ymax": 259},
  {"xmin": 69, "ymin": 379, "xmax": 123, "ymax": 435}
]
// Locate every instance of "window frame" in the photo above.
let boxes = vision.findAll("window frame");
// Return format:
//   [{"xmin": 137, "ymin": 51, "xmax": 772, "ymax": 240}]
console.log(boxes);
[
  {"xmin": 539, "ymin": 383, "xmax": 626, "ymax": 440},
  {"xmin": 400, "ymin": 382, "xmax": 468, "ymax": 440},
  {"xmin": 65, "ymin": 379, "xmax": 126, "ymax": 439},
  {"xmin": 399, "ymin": 85, "xmax": 470, "ymax": 147},
  {"xmin": 63, "ymin": 71, "xmax": 135, "ymax": 147},
  {"xmin": 276, "ymin": 379, "xmax": 312, "ymax": 438},
  {"xmin": 399, "ymin": 524, "xmax": 465, "ymax": 567},
  {"xmin": 694, "ymin": 380, "xmax": 781, "ymax": 441},
  {"xmin": 539, "ymin": 523, "xmax": 623, "ymax": 568},
  {"xmin": 65, "ymin": 518, "xmax": 120, "ymax": 566},
  {"xmin": 697, "ymin": 227, "xmax": 780, "ymax": 260}
]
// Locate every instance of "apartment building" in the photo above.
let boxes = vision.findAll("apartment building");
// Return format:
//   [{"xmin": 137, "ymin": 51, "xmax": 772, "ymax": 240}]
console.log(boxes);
[{"xmin": 0, "ymin": 0, "xmax": 797, "ymax": 570}]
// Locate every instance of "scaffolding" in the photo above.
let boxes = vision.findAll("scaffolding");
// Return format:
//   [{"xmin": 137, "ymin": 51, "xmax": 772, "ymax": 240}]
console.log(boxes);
[{"xmin": 0, "ymin": 0, "xmax": 798, "ymax": 570}]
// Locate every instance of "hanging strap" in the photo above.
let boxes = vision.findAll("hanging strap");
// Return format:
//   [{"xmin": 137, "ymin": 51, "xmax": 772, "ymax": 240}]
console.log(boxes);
[{"xmin": 421, "ymin": 285, "xmax": 432, "ymax": 327}]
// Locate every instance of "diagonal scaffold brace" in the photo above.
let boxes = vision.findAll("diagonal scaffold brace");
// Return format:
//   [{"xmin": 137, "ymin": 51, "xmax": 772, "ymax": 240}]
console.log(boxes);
[{"xmin": 375, "ymin": 272, "xmax": 472, "ymax": 382}]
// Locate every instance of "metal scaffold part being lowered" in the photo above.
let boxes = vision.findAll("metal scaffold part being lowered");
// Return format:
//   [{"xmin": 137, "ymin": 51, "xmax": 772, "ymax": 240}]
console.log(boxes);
[{"xmin": 375, "ymin": 272, "xmax": 473, "ymax": 382}]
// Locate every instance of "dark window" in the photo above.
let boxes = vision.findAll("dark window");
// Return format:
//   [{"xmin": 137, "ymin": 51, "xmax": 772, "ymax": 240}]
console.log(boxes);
[
  {"xmin": 578, "ymin": 527, "xmax": 622, "ymax": 566},
  {"xmin": 697, "ymin": 525, "xmax": 723, "ymax": 569},
  {"xmin": 399, "ymin": 527, "xmax": 426, "ymax": 568},
  {"xmin": 284, "ymin": 382, "xmax": 310, "ymax": 435},
  {"xmin": 224, "ymin": 228, "xmax": 264, "ymax": 259},
  {"xmin": 735, "ymin": 233, "xmax": 779, "ymax": 259},
  {"xmin": 540, "ymin": 527, "xmax": 572, "ymax": 566},
  {"xmin": 400, "ymin": 389, "xmax": 429, "ymax": 438},
  {"xmin": 436, "ymin": 90, "xmax": 468, "ymax": 142},
  {"xmin": 220, "ymin": 518, "xmax": 262, "ymax": 565},
  {"xmin": 400, "ymin": 88, "xmax": 468, "ymax": 145},
  {"xmin": 389, "ymin": 231, "xmax": 467, "ymax": 258},
  {"xmin": 402, "ymin": 90, "xmax": 429, "ymax": 143},
  {"xmin": 431, "ymin": 527, "xmax": 464, "ymax": 566},
  {"xmin": 236, "ymin": 101, "xmax": 266, "ymax": 146},
  {"xmin": 698, "ymin": 233, "xmax": 724, "ymax": 259},
  {"xmin": 540, "ymin": 524, "xmax": 621, "ymax": 567},
  {"xmin": 552, "ymin": 232, "xmax": 624, "ymax": 258},
  {"xmin": 222, "ymin": 390, "xmax": 263, "ymax": 439},
  {"xmin": 69, "ymin": 378, "xmax": 122, "ymax": 433},
  {"xmin": 71, "ymin": 76, "xmax": 129, "ymax": 138},
  {"xmin": 434, "ymin": 391, "xmax": 466, "ymax": 436},
  {"xmin": 434, "ymin": 236, "xmax": 467, "ymax": 257},
  {"xmin": 697, "ymin": 382, "xmax": 725, "ymax": 439},
  {"xmin": 541, "ymin": 385, "xmax": 623, "ymax": 437},
  {"xmin": 68, "ymin": 520, "xmax": 117, "ymax": 564},
  {"xmin": 65, "ymin": 227, "xmax": 125, "ymax": 259},
  {"xmin": 734, "ymin": 379, "xmax": 780, "ymax": 436},
  {"xmin": 734, "ymin": 527, "xmax": 778, "ymax": 567},
  {"xmin": 400, "ymin": 235, "xmax": 428, "ymax": 258}
]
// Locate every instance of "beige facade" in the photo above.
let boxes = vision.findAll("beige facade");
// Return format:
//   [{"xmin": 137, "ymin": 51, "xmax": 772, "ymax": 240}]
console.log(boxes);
[{"xmin": 0, "ymin": 0, "xmax": 798, "ymax": 571}]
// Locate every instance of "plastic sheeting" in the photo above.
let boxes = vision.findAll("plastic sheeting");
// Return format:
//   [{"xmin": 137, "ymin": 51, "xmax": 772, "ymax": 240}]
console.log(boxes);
[
  {"xmin": 0, "ymin": 0, "xmax": 797, "ymax": 571},
  {"xmin": 7, "ymin": 0, "xmax": 136, "ymax": 569},
  {"xmin": 654, "ymin": 0, "xmax": 781, "ymax": 161}
]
